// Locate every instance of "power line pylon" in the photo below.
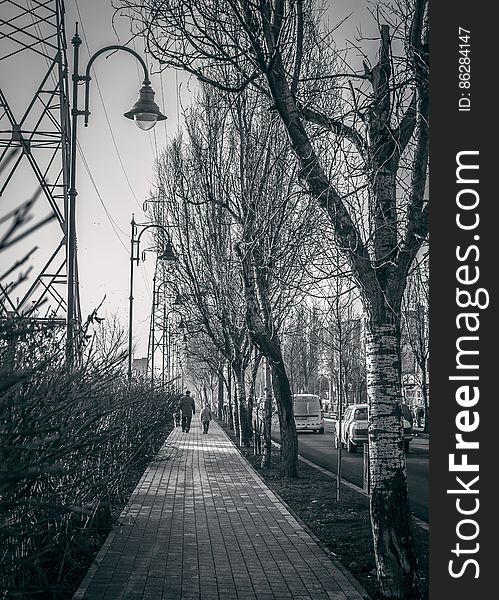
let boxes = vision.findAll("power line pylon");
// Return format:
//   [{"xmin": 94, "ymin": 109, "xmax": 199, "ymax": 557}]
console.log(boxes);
[
  {"xmin": 147, "ymin": 260, "xmax": 182, "ymax": 388},
  {"xmin": 0, "ymin": 0, "xmax": 78, "ymax": 326}
]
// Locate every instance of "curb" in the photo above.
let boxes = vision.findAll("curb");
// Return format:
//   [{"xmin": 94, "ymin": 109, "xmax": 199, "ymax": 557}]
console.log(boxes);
[{"xmin": 295, "ymin": 450, "xmax": 429, "ymax": 533}]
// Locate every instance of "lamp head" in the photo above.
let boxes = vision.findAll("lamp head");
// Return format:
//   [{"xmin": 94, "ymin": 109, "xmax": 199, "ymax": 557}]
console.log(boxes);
[
  {"xmin": 173, "ymin": 293, "xmax": 185, "ymax": 305},
  {"xmin": 158, "ymin": 241, "xmax": 177, "ymax": 264},
  {"xmin": 124, "ymin": 84, "xmax": 167, "ymax": 131}
]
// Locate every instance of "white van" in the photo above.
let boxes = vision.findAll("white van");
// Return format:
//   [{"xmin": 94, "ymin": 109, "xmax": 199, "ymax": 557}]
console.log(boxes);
[{"xmin": 293, "ymin": 394, "xmax": 325, "ymax": 434}]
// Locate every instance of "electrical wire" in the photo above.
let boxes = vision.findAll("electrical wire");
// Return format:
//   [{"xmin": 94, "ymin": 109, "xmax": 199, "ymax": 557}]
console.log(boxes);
[
  {"xmin": 73, "ymin": 0, "xmax": 143, "ymax": 210},
  {"xmin": 76, "ymin": 141, "xmax": 129, "ymax": 253},
  {"xmin": 159, "ymin": 69, "xmax": 168, "ymax": 140},
  {"xmin": 78, "ymin": 141, "xmax": 153, "ymax": 310},
  {"xmin": 139, "ymin": 261, "xmax": 153, "ymax": 301},
  {"xmin": 130, "ymin": 34, "xmax": 158, "ymax": 159}
]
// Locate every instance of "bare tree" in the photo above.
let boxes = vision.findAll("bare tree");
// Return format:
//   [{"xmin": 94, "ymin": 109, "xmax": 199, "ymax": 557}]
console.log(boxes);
[
  {"xmin": 150, "ymin": 117, "xmax": 255, "ymax": 445},
  {"xmin": 163, "ymin": 130, "xmax": 252, "ymax": 428},
  {"xmin": 151, "ymin": 85, "xmax": 318, "ymax": 473},
  {"xmin": 117, "ymin": 1, "xmax": 428, "ymax": 595},
  {"xmin": 282, "ymin": 303, "xmax": 323, "ymax": 394},
  {"xmin": 230, "ymin": 92, "xmax": 319, "ymax": 478},
  {"xmin": 402, "ymin": 252, "xmax": 429, "ymax": 432}
]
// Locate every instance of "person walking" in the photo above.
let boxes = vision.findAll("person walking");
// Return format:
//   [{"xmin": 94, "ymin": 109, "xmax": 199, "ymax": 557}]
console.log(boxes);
[
  {"xmin": 173, "ymin": 407, "xmax": 181, "ymax": 428},
  {"xmin": 416, "ymin": 406, "xmax": 424, "ymax": 429},
  {"xmin": 179, "ymin": 390, "xmax": 195, "ymax": 433},
  {"xmin": 200, "ymin": 402, "xmax": 212, "ymax": 434}
]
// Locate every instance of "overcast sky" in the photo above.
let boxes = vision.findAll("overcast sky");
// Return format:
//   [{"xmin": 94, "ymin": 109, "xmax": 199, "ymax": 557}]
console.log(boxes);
[
  {"xmin": 65, "ymin": 0, "xmax": 187, "ymax": 357},
  {"xmin": 1, "ymin": 0, "xmax": 375, "ymax": 358}
]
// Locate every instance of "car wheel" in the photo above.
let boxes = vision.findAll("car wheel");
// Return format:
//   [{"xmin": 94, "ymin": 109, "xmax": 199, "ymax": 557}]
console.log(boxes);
[
  {"xmin": 404, "ymin": 440, "xmax": 410, "ymax": 453},
  {"xmin": 348, "ymin": 438, "xmax": 357, "ymax": 453},
  {"xmin": 319, "ymin": 427, "xmax": 325, "ymax": 434}
]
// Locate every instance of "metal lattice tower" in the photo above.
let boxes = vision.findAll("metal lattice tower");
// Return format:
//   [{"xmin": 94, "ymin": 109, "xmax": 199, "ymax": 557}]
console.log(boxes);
[
  {"xmin": 0, "ymin": 0, "xmax": 77, "ymax": 325},
  {"xmin": 147, "ymin": 259, "xmax": 183, "ymax": 388}
]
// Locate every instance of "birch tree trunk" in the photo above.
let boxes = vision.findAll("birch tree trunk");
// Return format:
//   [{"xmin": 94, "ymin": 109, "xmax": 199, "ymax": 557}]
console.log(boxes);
[{"xmin": 366, "ymin": 307, "xmax": 422, "ymax": 599}]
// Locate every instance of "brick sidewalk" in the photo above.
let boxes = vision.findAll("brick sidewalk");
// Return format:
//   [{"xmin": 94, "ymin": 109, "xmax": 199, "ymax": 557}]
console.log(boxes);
[{"xmin": 73, "ymin": 417, "xmax": 369, "ymax": 600}]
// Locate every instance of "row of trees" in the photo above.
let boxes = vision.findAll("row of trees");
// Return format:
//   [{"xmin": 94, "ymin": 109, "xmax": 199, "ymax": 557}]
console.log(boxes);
[
  {"xmin": 149, "ymin": 85, "xmax": 322, "ymax": 473},
  {"xmin": 116, "ymin": 1, "xmax": 429, "ymax": 598},
  {"xmin": 283, "ymin": 260, "xmax": 428, "ymax": 416}
]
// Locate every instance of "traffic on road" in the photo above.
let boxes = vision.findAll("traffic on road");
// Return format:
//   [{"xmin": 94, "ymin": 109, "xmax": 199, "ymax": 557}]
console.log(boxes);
[{"xmin": 272, "ymin": 418, "xmax": 429, "ymax": 523}]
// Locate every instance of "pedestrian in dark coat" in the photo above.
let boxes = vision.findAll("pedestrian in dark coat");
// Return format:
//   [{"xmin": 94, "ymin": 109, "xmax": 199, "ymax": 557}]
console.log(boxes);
[
  {"xmin": 416, "ymin": 406, "xmax": 424, "ymax": 428},
  {"xmin": 179, "ymin": 390, "xmax": 195, "ymax": 433}
]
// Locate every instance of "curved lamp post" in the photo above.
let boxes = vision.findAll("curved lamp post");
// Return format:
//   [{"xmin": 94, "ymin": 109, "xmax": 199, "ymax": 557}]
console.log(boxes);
[
  {"xmin": 66, "ymin": 24, "xmax": 167, "ymax": 365},
  {"xmin": 128, "ymin": 215, "xmax": 177, "ymax": 384}
]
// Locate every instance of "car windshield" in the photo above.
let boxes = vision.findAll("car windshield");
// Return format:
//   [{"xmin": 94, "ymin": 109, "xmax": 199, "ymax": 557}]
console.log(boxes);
[{"xmin": 354, "ymin": 408, "xmax": 368, "ymax": 420}]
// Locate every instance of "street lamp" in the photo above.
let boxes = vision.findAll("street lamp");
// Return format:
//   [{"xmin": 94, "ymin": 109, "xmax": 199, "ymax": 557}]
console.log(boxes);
[
  {"xmin": 66, "ymin": 24, "xmax": 167, "ymax": 365},
  {"xmin": 128, "ymin": 214, "xmax": 177, "ymax": 384}
]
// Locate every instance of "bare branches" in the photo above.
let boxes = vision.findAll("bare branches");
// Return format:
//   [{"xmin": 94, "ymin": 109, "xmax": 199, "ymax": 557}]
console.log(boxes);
[
  {"xmin": 290, "ymin": 0, "xmax": 304, "ymax": 97},
  {"xmin": 112, "ymin": 1, "xmax": 429, "ymax": 589},
  {"xmin": 115, "ymin": 0, "xmax": 428, "ymax": 298},
  {"xmin": 0, "ymin": 188, "xmax": 54, "ymax": 253},
  {"xmin": 0, "ymin": 316, "xmax": 179, "ymax": 594},
  {"xmin": 298, "ymin": 104, "xmax": 368, "ymax": 158}
]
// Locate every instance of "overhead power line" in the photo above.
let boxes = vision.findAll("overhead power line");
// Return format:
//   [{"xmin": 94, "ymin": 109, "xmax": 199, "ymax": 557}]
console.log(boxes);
[
  {"xmin": 73, "ymin": 0, "xmax": 143, "ymax": 210},
  {"xmin": 76, "ymin": 141, "xmax": 129, "ymax": 253}
]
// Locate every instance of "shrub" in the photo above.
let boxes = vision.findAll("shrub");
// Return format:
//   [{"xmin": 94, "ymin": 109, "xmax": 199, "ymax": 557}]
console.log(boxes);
[{"xmin": 0, "ymin": 317, "xmax": 178, "ymax": 598}]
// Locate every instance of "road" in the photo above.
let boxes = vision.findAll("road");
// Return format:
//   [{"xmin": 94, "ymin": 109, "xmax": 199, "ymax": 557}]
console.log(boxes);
[{"xmin": 272, "ymin": 419, "xmax": 429, "ymax": 523}]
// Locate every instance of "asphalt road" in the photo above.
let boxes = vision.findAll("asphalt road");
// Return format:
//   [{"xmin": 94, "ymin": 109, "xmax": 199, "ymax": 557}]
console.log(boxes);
[{"xmin": 272, "ymin": 419, "xmax": 429, "ymax": 523}]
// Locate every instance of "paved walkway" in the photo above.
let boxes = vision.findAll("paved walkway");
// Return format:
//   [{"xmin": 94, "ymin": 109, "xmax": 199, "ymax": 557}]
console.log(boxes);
[{"xmin": 73, "ymin": 418, "xmax": 369, "ymax": 600}]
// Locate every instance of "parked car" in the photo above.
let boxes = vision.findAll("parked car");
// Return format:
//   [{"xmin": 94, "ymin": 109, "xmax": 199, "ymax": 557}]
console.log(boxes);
[
  {"xmin": 293, "ymin": 394, "xmax": 325, "ymax": 434},
  {"xmin": 334, "ymin": 403, "xmax": 413, "ymax": 453}
]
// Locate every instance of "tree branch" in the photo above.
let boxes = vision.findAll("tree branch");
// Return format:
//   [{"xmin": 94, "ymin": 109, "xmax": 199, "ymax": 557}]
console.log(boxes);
[{"xmin": 298, "ymin": 104, "xmax": 367, "ymax": 159}]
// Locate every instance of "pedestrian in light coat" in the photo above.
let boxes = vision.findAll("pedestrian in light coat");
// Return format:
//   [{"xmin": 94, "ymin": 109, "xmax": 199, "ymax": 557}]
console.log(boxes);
[{"xmin": 200, "ymin": 402, "xmax": 212, "ymax": 434}]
